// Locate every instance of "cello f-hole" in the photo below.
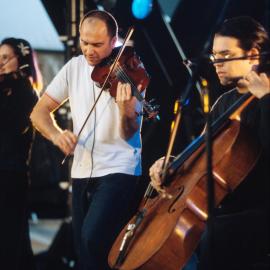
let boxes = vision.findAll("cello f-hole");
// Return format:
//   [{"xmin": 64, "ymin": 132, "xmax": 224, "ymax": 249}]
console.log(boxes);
[{"xmin": 168, "ymin": 185, "xmax": 185, "ymax": 213}]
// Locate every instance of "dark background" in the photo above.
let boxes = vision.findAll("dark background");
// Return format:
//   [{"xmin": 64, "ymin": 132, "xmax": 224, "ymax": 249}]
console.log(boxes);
[{"xmin": 30, "ymin": 0, "xmax": 270, "ymax": 217}]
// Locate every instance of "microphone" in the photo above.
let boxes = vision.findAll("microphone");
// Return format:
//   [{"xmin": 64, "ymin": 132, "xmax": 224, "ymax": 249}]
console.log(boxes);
[
  {"xmin": 183, "ymin": 51, "xmax": 270, "ymax": 66},
  {"xmin": 210, "ymin": 55, "xmax": 259, "ymax": 64},
  {"xmin": 210, "ymin": 52, "xmax": 270, "ymax": 64},
  {"xmin": 183, "ymin": 54, "xmax": 211, "ymax": 68},
  {"xmin": 183, "ymin": 59, "xmax": 197, "ymax": 68}
]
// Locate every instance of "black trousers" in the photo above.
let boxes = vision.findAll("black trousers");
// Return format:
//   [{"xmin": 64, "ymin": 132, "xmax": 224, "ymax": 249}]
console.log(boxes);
[
  {"xmin": 72, "ymin": 173, "xmax": 139, "ymax": 270},
  {"xmin": 0, "ymin": 170, "xmax": 36, "ymax": 270}
]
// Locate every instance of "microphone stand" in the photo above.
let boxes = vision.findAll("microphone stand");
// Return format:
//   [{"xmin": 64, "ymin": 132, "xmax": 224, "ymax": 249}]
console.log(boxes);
[
  {"xmin": 201, "ymin": 82, "xmax": 215, "ymax": 270},
  {"xmin": 200, "ymin": 2, "xmax": 230, "ymax": 268},
  {"xmin": 161, "ymin": 2, "xmax": 231, "ymax": 269}
]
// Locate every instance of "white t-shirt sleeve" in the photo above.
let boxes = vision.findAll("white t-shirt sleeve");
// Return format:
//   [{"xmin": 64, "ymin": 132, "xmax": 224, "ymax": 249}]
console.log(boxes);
[{"xmin": 45, "ymin": 61, "xmax": 70, "ymax": 104}]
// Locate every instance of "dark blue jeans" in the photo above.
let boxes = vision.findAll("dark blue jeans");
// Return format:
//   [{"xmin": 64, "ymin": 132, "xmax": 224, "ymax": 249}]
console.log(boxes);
[{"xmin": 72, "ymin": 173, "xmax": 139, "ymax": 270}]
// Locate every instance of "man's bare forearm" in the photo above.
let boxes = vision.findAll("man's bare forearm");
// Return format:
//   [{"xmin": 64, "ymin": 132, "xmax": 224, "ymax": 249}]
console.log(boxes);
[
  {"xmin": 119, "ymin": 113, "xmax": 140, "ymax": 140},
  {"xmin": 31, "ymin": 104, "xmax": 63, "ymax": 143}
]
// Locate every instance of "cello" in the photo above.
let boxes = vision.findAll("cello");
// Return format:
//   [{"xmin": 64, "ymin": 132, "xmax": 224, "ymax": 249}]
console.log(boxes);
[{"xmin": 108, "ymin": 91, "xmax": 261, "ymax": 270}]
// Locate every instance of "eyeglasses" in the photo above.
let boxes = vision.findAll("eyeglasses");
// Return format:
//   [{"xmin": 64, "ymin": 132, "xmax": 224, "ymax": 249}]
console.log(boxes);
[
  {"xmin": 208, "ymin": 51, "xmax": 266, "ymax": 64},
  {"xmin": 209, "ymin": 52, "xmax": 250, "ymax": 64}
]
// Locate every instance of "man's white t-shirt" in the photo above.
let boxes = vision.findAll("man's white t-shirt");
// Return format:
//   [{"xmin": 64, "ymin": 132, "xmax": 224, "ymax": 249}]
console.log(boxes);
[{"xmin": 46, "ymin": 55, "xmax": 142, "ymax": 178}]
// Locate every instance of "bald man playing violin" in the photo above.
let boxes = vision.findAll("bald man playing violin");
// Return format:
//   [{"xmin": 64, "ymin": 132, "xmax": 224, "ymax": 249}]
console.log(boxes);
[
  {"xmin": 149, "ymin": 16, "xmax": 270, "ymax": 270},
  {"xmin": 31, "ymin": 10, "xmax": 144, "ymax": 270}
]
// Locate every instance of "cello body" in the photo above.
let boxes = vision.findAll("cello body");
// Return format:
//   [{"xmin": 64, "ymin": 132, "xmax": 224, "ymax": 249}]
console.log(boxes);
[{"xmin": 108, "ymin": 119, "xmax": 261, "ymax": 270}]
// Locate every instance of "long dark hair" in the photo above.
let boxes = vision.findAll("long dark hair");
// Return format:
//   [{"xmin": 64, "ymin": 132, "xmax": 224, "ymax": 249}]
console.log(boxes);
[{"xmin": 1, "ymin": 37, "xmax": 38, "ymax": 84}]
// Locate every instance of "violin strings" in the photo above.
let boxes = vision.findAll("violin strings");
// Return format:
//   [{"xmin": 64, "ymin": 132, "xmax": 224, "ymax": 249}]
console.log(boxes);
[
  {"xmin": 114, "ymin": 65, "xmax": 160, "ymax": 117},
  {"xmin": 114, "ymin": 65, "xmax": 153, "ymax": 114},
  {"xmin": 114, "ymin": 65, "xmax": 139, "ymax": 94},
  {"xmin": 114, "ymin": 65, "xmax": 134, "ymax": 86},
  {"xmin": 116, "ymin": 66, "xmax": 147, "ymax": 107}
]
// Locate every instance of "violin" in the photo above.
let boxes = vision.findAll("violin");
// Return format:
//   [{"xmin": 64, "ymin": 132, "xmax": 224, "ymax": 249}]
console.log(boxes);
[{"xmin": 91, "ymin": 46, "xmax": 159, "ymax": 120}]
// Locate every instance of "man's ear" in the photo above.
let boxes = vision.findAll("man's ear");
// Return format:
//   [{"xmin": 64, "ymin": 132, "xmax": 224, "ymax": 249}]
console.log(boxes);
[
  {"xmin": 248, "ymin": 47, "xmax": 260, "ymax": 64},
  {"xmin": 111, "ymin": 36, "xmax": 117, "ymax": 48}
]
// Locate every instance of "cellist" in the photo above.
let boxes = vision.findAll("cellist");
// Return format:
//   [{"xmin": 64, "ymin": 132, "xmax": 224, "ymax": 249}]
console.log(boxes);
[{"xmin": 149, "ymin": 16, "xmax": 270, "ymax": 270}]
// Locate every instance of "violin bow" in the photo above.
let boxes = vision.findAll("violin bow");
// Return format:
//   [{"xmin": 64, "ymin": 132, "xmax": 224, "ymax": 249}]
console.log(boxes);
[{"xmin": 143, "ymin": 104, "xmax": 182, "ymax": 200}]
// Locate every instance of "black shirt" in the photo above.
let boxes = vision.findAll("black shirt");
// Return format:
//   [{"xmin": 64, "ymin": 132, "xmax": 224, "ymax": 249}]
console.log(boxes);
[
  {"xmin": 0, "ymin": 74, "xmax": 38, "ymax": 171},
  {"xmin": 211, "ymin": 88, "xmax": 270, "ymax": 214}
]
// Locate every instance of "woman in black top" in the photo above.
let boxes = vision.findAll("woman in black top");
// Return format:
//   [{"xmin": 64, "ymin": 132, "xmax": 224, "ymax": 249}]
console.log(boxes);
[{"xmin": 0, "ymin": 38, "xmax": 39, "ymax": 270}]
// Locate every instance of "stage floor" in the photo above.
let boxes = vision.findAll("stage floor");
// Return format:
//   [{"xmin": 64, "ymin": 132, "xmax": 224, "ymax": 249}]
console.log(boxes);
[{"xmin": 30, "ymin": 218, "xmax": 62, "ymax": 254}]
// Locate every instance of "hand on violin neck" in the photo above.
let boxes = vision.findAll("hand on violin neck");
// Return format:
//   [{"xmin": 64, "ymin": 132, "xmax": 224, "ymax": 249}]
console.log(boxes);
[
  {"xmin": 116, "ymin": 82, "xmax": 137, "ymax": 117},
  {"xmin": 237, "ymin": 71, "xmax": 270, "ymax": 98}
]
